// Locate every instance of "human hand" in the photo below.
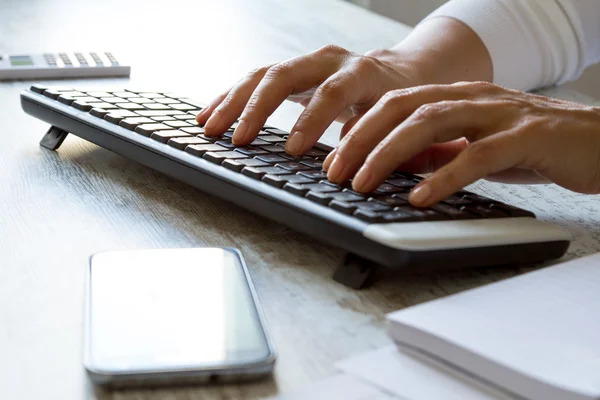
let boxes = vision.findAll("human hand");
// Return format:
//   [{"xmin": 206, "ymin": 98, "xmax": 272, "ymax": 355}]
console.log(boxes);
[
  {"xmin": 322, "ymin": 81, "xmax": 600, "ymax": 207},
  {"xmin": 195, "ymin": 45, "xmax": 424, "ymax": 154}
]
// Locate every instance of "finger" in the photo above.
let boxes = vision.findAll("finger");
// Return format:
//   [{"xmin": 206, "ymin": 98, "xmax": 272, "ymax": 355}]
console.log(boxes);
[
  {"xmin": 351, "ymin": 100, "xmax": 504, "ymax": 192},
  {"xmin": 323, "ymin": 115, "xmax": 361, "ymax": 172},
  {"xmin": 196, "ymin": 91, "xmax": 228, "ymax": 126},
  {"xmin": 233, "ymin": 45, "xmax": 350, "ymax": 145},
  {"xmin": 203, "ymin": 66, "xmax": 271, "ymax": 135},
  {"xmin": 326, "ymin": 84, "xmax": 486, "ymax": 183},
  {"xmin": 395, "ymin": 139, "xmax": 469, "ymax": 173},
  {"xmin": 286, "ymin": 58, "xmax": 379, "ymax": 155},
  {"xmin": 408, "ymin": 129, "xmax": 528, "ymax": 207}
]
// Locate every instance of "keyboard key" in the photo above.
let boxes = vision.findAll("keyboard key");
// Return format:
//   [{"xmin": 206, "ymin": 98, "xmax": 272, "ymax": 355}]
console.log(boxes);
[
  {"xmin": 167, "ymin": 136, "xmax": 209, "ymax": 150},
  {"xmin": 128, "ymin": 97, "xmax": 154, "ymax": 104},
  {"xmin": 235, "ymin": 147, "xmax": 269, "ymax": 156},
  {"xmin": 118, "ymin": 117, "xmax": 155, "ymax": 130},
  {"xmin": 215, "ymin": 140, "xmax": 237, "ymax": 149},
  {"xmin": 90, "ymin": 108, "xmax": 110, "ymax": 118},
  {"xmin": 198, "ymin": 134, "xmax": 218, "ymax": 142},
  {"xmin": 261, "ymin": 145, "xmax": 286, "ymax": 153},
  {"xmin": 256, "ymin": 155, "xmax": 288, "ymax": 164},
  {"xmin": 462, "ymin": 205, "xmax": 508, "ymax": 218},
  {"xmin": 300, "ymin": 159, "xmax": 324, "ymax": 169},
  {"xmin": 431, "ymin": 203, "xmax": 477, "ymax": 220},
  {"xmin": 380, "ymin": 210, "xmax": 421, "ymax": 222},
  {"xmin": 169, "ymin": 103, "xmax": 197, "ymax": 110},
  {"xmin": 85, "ymin": 91, "xmax": 112, "ymax": 98},
  {"xmin": 386, "ymin": 178, "xmax": 417, "ymax": 188},
  {"xmin": 143, "ymin": 103, "xmax": 171, "ymax": 110},
  {"xmin": 181, "ymin": 127, "xmax": 205, "ymax": 135},
  {"xmin": 154, "ymin": 97, "xmax": 180, "ymax": 104},
  {"xmin": 353, "ymin": 210, "xmax": 382, "ymax": 223},
  {"xmin": 72, "ymin": 101, "xmax": 93, "ymax": 111},
  {"xmin": 136, "ymin": 110, "xmax": 185, "ymax": 116},
  {"xmin": 262, "ymin": 174, "xmax": 314, "ymax": 188},
  {"xmin": 57, "ymin": 95, "xmax": 77, "ymax": 105},
  {"xmin": 369, "ymin": 195, "xmax": 408, "ymax": 207},
  {"xmin": 462, "ymin": 194, "xmax": 494, "ymax": 204},
  {"xmin": 249, "ymin": 138, "xmax": 269, "ymax": 146},
  {"xmin": 276, "ymin": 162, "xmax": 311, "ymax": 172},
  {"xmin": 151, "ymin": 116, "xmax": 176, "ymax": 122},
  {"xmin": 264, "ymin": 128, "xmax": 288, "ymax": 135},
  {"xmin": 283, "ymin": 182, "xmax": 339, "ymax": 196},
  {"xmin": 113, "ymin": 91, "xmax": 139, "ymax": 98},
  {"xmin": 202, "ymin": 151, "xmax": 247, "ymax": 164},
  {"xmin": 395, "ymin": 206, "xmax": 447, "ymax": 221},
  {"xmin": 260, "ymin": 135, "xmax": 287, "ymax": 143},
  {"xmin": 86, "ymin": 102, "xmax": 119, "ymax": 110},
  {"xmin": 299, "ymin": 170, "xmax": 328, "ymax": 180},
  {"xmin": 488, "ymin": 203, "xmax": 535, "ymax": 218},
  {"xmin": 354, "ymin": 201, "xmax": 392, "ymax": 212},
  {"xmin": 174, "ymin": 114, "xmax": 197, "ymax": 120},
  {"xmin": 241, "ymin": 166, "xmax": 289, "ymax": 180},
  {"xmin": 31, "ymin": 84, "xmax": 47, "ymax": 94},
  {"xmin": 443, "ymin": 195, "xmax": 472, "ymax": 206},
  {"xmin": 185, "ymin": 144, "xmax": 228, "ymax": 157},
  {"xmin": 150, "ymin": 131, "xmax": 191, "ymax": 143},
  {"xmin": 134, "ymin": 123, "xmax": 173, "ymax": 136},
  {"xmin": 304, "ymin": 148, "xmax": 328, "ymax": 157},
  {"xmin": 329, "ymin": 201, "xmax": 358, "ymax": 215},
  {"xmin": 222, "ymin": 158, "xmax": 269, "ymax": 172},
  {"xmin": 164, "ymin": 120, "xmax": 192, "ymax": 128},
  {"xmin": 100, "ymin": 97, "xmax": 129, "ymax": 103},
  {"xmin": 43, "ymin": 89, "xmax": 63, "ymax": 99},
  {"xmin": 118, "ymin": 103, "xmax": 145, "ymax": 110},
  {"xmin": 375, "ymin": 183, "xmax": 406, "ymax": 194}
]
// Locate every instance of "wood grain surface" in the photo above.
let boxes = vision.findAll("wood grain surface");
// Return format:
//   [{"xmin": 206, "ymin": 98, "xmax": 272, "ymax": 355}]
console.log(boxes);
[{"xmin": 0, "ymin": 1, "xmax": 597, "ymax": 399}]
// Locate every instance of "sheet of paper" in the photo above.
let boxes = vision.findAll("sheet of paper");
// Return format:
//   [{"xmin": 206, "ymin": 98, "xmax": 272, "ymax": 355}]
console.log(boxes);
[
  {"xmin": 269, "ymin": 373, "xmax": 400, "ymax": 400},
  {"xmin": 337, "ymin": 346, "xmax": 517, "ymax": 400},
  {"xmin": 387, "ymin": 251, "xmax": 600, "ymax": 400}
]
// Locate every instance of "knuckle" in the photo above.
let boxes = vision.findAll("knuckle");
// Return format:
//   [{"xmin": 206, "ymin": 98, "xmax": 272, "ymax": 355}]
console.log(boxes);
[
  {"xmin": 412, "ymin": 103, "xmax": 443, "ymax": 122},
  {"xmin": 465, "ymin": 142, "xmax": 494, "ymax": 165},
  {"xmin": 247, "ymin": 65, "xmax": 270, "ymax": 80},
  {"xmin": 316, "ymin": 44, "xmax": 350, "ymax": 57},
  {"xmin": 452, "ymin": 80, "xmax": 498, "ymax": 92},
  {"xmin": 363, "ymin": 48, "xmax": 391, "ymax": 58},
  {"xmin": 352, "ymin": 55, "xmax": 380, "ymax": 73},
  {"xmin": 264, "ymin": 62, "xmax": 293, "ymax": 80},
  {"xmin": 317, "ymin": 79, "xmax": 346, "ymax": 102},
  {"xmin": 380, "ymin": 89, "xmax": 406, "ymax": 107}
]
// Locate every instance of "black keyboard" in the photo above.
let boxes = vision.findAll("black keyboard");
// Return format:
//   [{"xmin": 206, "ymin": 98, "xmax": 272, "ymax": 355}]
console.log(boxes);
[{"xmin": 21, "ymin": 86, "xmax": 571, "ymax": 287}]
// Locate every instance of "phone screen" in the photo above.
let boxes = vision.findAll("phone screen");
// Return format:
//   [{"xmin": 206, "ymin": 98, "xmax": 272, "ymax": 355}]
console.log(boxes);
[{"xmin": 87, "ymin": 248, "xmax": 271, "ymax": 373}]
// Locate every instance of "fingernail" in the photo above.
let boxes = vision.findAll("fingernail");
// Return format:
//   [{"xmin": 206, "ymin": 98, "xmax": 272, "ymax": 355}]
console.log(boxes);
[
  {"xmin": 323, "ymin": 150, "xmax": 337, "ymax": 171},
  {"xmin": 352, "ymin": 167, "xmax": 372, "ymax": 190},
  {"xmin": 204, "ymin": 112, "xmax": 221, "ymax": 131},
  {"xmin": 196, "ymin": 108, "xmax": 208, "ymax": 121},
  {"xmin": 286, "ymin": 131, "xmax": 305, "ymax": 155},
  {"xmin": 410, "ymin": 184, "xmax": 432, "ymax": 205},
  {"xmin": 232, "ymin": 120, "xmax": 250, "ymax": 144},
  {"xmin": 328, "ymin": 155, "xmax": 348, "ymax": 182}
]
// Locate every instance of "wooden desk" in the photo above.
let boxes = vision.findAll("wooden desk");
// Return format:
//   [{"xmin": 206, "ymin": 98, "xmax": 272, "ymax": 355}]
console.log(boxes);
[{"xmin": 1, "ymin": 1, "xmax": 598, "ymax": 399}]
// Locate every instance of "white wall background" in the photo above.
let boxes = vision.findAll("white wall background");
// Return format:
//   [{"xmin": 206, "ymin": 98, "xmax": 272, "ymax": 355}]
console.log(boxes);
[{"xmin": 353, "ymin": 0, "xmax": 600, "ymax": 99}]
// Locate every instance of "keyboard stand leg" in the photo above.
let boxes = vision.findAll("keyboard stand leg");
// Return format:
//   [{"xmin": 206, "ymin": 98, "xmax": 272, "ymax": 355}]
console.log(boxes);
[
  {"xmin": 333, "ymin": 253, "xmax": 378, "ymax": 289},
  {"xmin": 40, "ymin": 126, "xmax": 69, "ymax": 150}
]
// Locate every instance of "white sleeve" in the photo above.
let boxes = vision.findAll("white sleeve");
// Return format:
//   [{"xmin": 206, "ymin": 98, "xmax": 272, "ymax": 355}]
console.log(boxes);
[{"xmin": 423, "ymin": 0, "xmax": 600, "ymax": 91}]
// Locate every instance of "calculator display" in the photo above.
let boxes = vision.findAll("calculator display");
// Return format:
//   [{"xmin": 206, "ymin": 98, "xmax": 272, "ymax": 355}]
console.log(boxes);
[{"xmin": 10, "ymin": 55, "xmax": 34, "ymax": 66}]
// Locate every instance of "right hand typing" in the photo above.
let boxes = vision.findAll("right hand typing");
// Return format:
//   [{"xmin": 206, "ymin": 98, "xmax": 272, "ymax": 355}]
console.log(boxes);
[{"xmin": 195, "ymin": 45, "xmax": 423, "ymax": 155}]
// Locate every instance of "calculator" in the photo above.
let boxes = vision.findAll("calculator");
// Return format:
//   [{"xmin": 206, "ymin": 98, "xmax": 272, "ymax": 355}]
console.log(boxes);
[{"xmin": 0, "ymin": 52, "xmax": 130, "ymax": 81}]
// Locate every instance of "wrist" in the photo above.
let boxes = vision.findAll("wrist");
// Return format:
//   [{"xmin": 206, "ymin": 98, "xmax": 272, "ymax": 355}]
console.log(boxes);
[{"xmin": 371, "ymin": 17, "xmax": 493, "ymax": 86}]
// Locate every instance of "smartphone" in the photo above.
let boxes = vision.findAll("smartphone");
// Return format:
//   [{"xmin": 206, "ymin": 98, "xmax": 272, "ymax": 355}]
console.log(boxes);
[{"xmin": 83, "ymin": 247, "xmax": 276, "ymax": 387}]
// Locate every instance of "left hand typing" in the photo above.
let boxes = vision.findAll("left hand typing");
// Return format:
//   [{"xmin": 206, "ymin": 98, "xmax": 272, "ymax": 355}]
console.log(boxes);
[{"xmin": 322, "ymin": 81, "xmax": 600, "ymax": 207}]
